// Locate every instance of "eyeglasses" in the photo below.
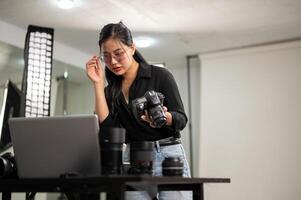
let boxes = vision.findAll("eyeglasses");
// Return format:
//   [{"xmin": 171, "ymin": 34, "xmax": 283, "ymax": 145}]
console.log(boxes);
[{"xmin": 100, "ymin": 49, "xmax": 127, "ymax": 63}]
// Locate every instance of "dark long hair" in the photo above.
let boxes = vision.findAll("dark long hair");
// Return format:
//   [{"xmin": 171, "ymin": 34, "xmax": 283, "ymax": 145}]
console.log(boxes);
[{"xmin": 98, "ymin": 21, "xmax": 147, "ymax": 113}]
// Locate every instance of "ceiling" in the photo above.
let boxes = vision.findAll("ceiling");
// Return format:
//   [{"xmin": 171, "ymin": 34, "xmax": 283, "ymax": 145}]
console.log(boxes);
[{"xmin": 0, "ymin": 0, "xmax": 301, "ymax": 84}]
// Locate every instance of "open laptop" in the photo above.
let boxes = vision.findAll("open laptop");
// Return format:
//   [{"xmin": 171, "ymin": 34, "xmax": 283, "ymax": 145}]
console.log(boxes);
[{"xmin": 8, "ymin": 114, "xmax": 101, "ymax": 178}]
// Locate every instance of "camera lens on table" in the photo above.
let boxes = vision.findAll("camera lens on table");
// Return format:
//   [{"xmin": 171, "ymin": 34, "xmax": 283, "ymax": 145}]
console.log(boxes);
[
  {"xmin": 100, "ymin": 127, "xmax": 126, "ymax": 175},
  {"xmin": 129, "ymin": 141, "xmax": 154, "ymax": 175},
  {"xmin": 0, "ymin": 152, "xmax": 18, "ymax": 178},
  {"xmin": 162, "ymin": 157, "xmax": 184, "ymax": 176}
]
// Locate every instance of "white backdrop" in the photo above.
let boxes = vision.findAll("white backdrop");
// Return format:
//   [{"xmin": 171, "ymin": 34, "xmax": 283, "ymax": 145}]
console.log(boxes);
[{"xmin": 199, "ymin": 41, "xmax": 301, "ymax": 200}]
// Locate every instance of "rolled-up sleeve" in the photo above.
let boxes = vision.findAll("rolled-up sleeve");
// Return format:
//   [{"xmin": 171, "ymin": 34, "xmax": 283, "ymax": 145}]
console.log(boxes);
[
  {"xmin": 99, "ymin": 112, "xmax": 122, "ymax": 129},
  {"xmin": 159, "ymin": 68, "xmax": 188, "ymax": 132}
]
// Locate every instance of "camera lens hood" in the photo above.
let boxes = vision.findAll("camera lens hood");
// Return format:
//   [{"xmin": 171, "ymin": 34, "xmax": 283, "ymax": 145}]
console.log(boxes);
[
  {"xmin": 130, "ymin": 141, "xmax": 154, "ymax": 151},
  {"xmin": 100, "ymin": 127, "xmax": 126, "ymax": 144}
]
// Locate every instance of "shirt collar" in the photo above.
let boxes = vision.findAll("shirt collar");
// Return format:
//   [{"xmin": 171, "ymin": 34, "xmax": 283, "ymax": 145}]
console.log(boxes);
[{"xmin": 136, "ymin": 62, "xmax": 151, "ymax": 78}]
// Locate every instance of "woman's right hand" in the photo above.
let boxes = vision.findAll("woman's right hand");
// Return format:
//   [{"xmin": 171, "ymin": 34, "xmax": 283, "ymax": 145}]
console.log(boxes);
[{"xmin": 86, "ymin": 55, "xmax": 105, "ymax": 85}]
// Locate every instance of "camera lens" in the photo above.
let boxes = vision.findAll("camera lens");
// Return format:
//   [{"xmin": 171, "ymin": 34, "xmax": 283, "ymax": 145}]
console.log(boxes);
[
  {"xmin": 129, "ymin": 141, "xmax": 154, "ymax": 175},
  {"xmin": 144, "ymin": 91, "xmax": 167, "ymax": 128},
  {"xmin": 100, "ymin": 127, "xmax": 126, "ymax": 175},
  {"xmin": 0, "ymin": 152, "xmax": 17, "ymax": 178},
  {"xmin": 162, "ymin": 157, "xmax": 184, "ymax": 176},
  {"xmin": 148, "ymin": 105, "xmax": 167, "ymax": 128}
]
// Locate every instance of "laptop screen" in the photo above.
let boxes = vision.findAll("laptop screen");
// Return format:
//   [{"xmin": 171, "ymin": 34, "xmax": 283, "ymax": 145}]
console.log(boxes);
[{"xmin": 8, "ymin": 114, "xmax": 101, "ymax": 178}]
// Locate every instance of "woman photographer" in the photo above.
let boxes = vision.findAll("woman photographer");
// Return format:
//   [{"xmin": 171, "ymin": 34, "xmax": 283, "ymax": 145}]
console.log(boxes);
[{"xmin": 86, "ymin": 21, "xmax": 191, "ymax": 200}]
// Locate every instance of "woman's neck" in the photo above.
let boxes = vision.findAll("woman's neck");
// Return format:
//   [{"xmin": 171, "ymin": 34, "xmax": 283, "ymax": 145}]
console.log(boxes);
[
  {"xmin": 121, "ymin": 60, "xmax": 139, "ymax": 103},
  {"xmin": 123, "ymin": 60, "xmax": 139, "ymax": 83}
]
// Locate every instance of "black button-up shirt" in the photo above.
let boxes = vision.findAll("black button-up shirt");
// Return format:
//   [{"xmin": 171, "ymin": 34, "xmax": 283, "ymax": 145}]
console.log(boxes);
[{"xmin": 101, "ymin": 63, "xmax": 187, "ymax": 142}]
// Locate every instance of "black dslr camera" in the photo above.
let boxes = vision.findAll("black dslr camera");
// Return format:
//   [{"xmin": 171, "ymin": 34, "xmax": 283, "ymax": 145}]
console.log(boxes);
[{"xmin": 132, "ymin": 90, "xmax": 167, "ymax": 128}]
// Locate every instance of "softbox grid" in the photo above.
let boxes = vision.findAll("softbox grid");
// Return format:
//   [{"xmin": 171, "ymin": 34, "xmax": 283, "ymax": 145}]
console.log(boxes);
[{"xmin": 21, "ymin": 25, "xmax": 54, "ymax": 117}]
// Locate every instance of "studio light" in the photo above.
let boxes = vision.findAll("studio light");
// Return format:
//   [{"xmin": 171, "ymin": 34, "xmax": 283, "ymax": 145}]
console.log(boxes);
[
  {"xmin": 20, "ymin": 25, "xmax": 54, "ymax": 117},
  {"xmin": 57, "ymin": 0, "xmax": 74, "ymax": 9},
  {"xmin": 134, "ymin": 37, "xmax": 155, "ymax": 48}
]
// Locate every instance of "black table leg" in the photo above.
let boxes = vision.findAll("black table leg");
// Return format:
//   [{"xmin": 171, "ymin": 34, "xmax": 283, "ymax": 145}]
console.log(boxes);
[
  {"xmin": 192, "ymin": 183, "xmax": 203, "ymax": 200},
  {"xmin": 2, "ymin": 192, "xmax": 11, "ymax": 200},
  {"xmin": 107, "ymin": 184, "xmax": 126, "ymax": 200}
]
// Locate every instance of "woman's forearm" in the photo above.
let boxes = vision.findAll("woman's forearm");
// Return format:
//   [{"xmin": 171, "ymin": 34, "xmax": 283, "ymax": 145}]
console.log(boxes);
[{"xmin": 94, "ymin": 83, "xmax": 109, "ymax": 123}]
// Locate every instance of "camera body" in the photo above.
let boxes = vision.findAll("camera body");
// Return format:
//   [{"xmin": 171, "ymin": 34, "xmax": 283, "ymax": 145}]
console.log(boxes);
[{"xmin": 132, "ymin": 90, "xmax": 167, "ymax": 128}]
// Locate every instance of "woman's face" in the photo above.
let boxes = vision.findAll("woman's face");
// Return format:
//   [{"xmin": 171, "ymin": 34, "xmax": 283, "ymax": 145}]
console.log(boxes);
[{"xmin": 100, "ymin": 38, "xmax": 135, "ymax": 76}]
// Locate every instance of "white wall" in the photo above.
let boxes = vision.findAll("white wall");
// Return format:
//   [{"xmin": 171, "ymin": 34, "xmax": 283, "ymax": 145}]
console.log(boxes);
[
  {"xmin": 0, "ymin": 88, "xmax": 4, "ymax": 111},
  {"xmin": 199, "ymin": 41, "xmax": 301, "ymax": 200},
  {"xmin": 54, "ymin": 81, "xmax": 94, "ymax": 116},
  {"xmin": 187, "ymin": 57, "xmax": 201, "ymax": 177}
]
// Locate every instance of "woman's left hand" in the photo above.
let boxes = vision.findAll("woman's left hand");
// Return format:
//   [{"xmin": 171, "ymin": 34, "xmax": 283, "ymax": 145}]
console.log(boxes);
[{"xmin": 141, "ymin": 106, "xmax": 173, "ymax": 128}]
